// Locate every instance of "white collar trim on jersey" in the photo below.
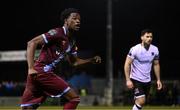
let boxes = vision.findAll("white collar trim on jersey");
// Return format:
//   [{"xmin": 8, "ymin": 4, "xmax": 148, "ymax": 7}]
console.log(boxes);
[{"xmin": 62, "ymin": 26, "xmax": 67, "ymax": 35}]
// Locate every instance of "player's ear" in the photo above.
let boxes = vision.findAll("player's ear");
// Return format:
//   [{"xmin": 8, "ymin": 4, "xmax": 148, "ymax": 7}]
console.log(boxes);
[
  {"xmin": 64, "ymin": 19, "xmax": 68, "ymax": 24},
  {"xmin": 141, "ymin": 35, "xmax": 144, "ymax": 41}
]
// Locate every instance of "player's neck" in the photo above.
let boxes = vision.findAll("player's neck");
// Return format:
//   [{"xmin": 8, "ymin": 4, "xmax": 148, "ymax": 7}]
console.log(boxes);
[
  {"xmin": 63, "ymin": 25, "xmax": 73, "ymax": 38},
  {"xmin": 141, "ymin": 43, "xmax": 150, "ymax": 50}
]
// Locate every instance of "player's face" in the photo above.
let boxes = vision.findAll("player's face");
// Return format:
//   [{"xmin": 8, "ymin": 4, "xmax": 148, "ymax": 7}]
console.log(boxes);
[
  {"xmin": 141, "ymin": 32, "xmax": 153, "ymax": 45},
  {"xmin": 66, "ymin": 13, "xmax": 81, "ymax": 31}
]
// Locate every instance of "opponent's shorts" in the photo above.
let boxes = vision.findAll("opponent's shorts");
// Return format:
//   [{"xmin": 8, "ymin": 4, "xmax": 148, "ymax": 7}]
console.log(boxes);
[
  {"xmin": 131, "ymin": 79, "xmax": 151, "ymax": 99},
  {"xmin": 20, "ymin": 73, "xmax": 70, "ymax": 107}
]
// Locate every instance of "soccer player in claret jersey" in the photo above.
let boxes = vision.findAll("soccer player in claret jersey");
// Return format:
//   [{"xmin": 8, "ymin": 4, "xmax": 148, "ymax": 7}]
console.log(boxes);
[
  {"xmin": 20, "ymin": 8, "xmax": 101, "ymax": 110},
  {"xmin": 124, "ymin": 29, "xmax": 162, "ymax": 110}
]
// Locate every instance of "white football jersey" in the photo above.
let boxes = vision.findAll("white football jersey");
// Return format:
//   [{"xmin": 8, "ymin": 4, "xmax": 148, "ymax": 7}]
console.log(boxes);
[{"xmin": 128, "ymin": 44, "xmax": 159, "ymax": 82}]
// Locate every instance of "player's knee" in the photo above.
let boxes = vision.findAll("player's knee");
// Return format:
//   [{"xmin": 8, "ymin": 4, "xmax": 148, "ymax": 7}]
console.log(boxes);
[
  {"xmin": 63, "ymin": 96, "xmax": 80, "ymax": 109},
  {"xmin": 70, "ymin": 96, "xmax": 80, "ymax": 104},
  {"xmin": 136, "ymin": 98, "xmax": 145, "ymax": 106}
]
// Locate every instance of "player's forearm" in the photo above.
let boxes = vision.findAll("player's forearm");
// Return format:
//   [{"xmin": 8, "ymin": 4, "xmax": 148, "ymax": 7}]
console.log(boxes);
[
  {"xmin": 124, "ymin": 64, "xmax": 131, "ymax": 81},
  {"xmin": 154, "ymin": 64, "xmax": 161, "ymax": 81},
  {"xmin": 27, "ymin": 40, "xmax": 38, "ymax": 69},
  {"xmin": 73, "ymin": 58, "xmax": 93, "ymax": 66}
]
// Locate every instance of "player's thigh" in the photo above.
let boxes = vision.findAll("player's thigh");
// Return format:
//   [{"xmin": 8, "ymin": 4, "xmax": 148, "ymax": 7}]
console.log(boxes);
[
  {"xmin": 21, "ymin": 74, "xmax": 47, "ymax": 107},
  {"xmin": 144, "ymin": 82, "xmax": 151, "ymax": 96},
  {"xmin": 38, "ymin": 73, "xmax": 69, "ymax": 95},
  {"xmin": 131, "ymin": 79, "xmax": 145, "ymax": 97}
]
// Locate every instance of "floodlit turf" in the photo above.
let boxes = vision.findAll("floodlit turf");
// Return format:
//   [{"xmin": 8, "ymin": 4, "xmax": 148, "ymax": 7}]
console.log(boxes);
[{"xmin": 0, "ymin": 106, "xmax": 179, "ymax": 110}]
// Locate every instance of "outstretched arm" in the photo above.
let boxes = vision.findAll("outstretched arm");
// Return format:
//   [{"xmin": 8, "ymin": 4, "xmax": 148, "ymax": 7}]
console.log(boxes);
[
  {"xmin": 72, "ymin": 56, "xmax": 101, "ymax": 67},
  {"xmin": 153, "ymin": 60, "xmax": 162, "ymax": 90},
  {"xmin": 27, "ymin": 35, "xmax": 45, "ymax": 74}
]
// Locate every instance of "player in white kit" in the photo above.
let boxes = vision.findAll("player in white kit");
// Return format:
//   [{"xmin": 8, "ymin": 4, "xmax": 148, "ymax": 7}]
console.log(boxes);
[{"xmin": 124, "ymin": 29, "xmax": 162, "ymax": 110}]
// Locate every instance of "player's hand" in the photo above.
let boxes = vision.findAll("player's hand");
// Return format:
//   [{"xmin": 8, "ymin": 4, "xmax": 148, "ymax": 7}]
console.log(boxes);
[
  {"xmin": 92, "ymin": 56, "xmax": 101, "ymax": 64},
  {"xmin": 28, "ymin": 68, "xmax": 38, "ymax": 75},
  {"xmin": 126, "ymin": 80, "xmax": 134, "ymax": 89},
  {"xmin": 157, "ymin": 80, "xmax": 162, "ymax": 90}
]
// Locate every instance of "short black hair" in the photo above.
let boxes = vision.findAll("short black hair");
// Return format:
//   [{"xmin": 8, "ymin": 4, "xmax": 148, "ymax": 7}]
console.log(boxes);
[
  {"xmin": 141, "ymin": 29, "xmax": 153, "ymax": 36},
  {"xmin": 60, "ymin": 8, "xmax": 79, "ymax": 24}
]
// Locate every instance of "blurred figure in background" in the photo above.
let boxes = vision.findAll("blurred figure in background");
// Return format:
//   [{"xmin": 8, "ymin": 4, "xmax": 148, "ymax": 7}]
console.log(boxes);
[{"xmin": 124, "ymin": 29, "xmax": 162, "ymax": 110}]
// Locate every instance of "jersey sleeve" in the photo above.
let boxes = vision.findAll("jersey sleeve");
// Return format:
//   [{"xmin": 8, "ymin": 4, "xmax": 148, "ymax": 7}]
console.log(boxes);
[
  {"xmin": 41, "ymin": 28, "xmax": 63, "ymax": 44},
  {"xmin": 154, "ymin": 48, "xmax": 159, "ymax": 60},
  {"xmin": 127, "ymin": 47, "xmax": 136, "ymax": 60}
]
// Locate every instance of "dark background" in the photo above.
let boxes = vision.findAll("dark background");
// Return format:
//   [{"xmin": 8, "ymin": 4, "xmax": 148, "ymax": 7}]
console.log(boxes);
[{"xmin": 1, "ymin": 0, "xmax": 180, "ymax": 81}]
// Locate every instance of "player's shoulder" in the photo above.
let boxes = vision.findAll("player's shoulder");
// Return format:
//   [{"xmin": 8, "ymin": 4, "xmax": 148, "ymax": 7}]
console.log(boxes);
[
  {"xmin": 131, "ymin": 44, "xmax": 141, "ymax": 50},
  {"xmin": 150, "ymin": 44, "xmax": 158, "ymax": 50},
  {"xmin": 47, "ymin": 27, "xmax": 63, "ymax": 36},
  {"xmin": 128, "ymin": 44, "xmax": 140, "ymax": 55},
  {"xmin": 150, "ymin": 44, "xmax": 158, "ymax": 48},
  {"xmin": 150, "ymin": 44, "xmax": 159, "ymax": 54}
]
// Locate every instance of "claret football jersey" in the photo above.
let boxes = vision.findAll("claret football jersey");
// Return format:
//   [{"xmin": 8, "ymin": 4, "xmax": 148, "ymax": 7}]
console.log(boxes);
[{"xmin": 34, "ymin": 27, "xmax": 78, "ymax": 73}]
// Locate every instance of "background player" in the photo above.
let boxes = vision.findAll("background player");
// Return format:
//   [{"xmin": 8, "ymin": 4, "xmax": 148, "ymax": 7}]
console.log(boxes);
[{"xmin": 124, "ymin": 29, "xmax": 162, "ymax": 110}]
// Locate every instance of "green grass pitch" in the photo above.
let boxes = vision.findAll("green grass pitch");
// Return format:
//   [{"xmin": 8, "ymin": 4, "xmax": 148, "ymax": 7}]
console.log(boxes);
[{"xmin": 0, "ymin": 106, "xmax": 179, "ymax": 110}]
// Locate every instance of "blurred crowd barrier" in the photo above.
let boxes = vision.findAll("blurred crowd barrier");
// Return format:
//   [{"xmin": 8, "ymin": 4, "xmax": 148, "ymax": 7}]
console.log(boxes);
[{"xmin": 0, "ymin": 79, "xmax": 180, "ymax": 106}]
